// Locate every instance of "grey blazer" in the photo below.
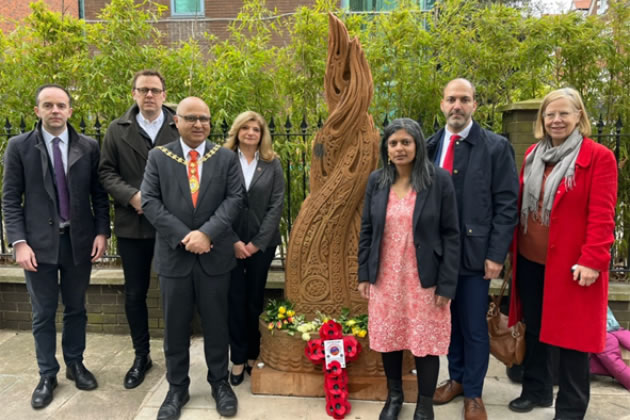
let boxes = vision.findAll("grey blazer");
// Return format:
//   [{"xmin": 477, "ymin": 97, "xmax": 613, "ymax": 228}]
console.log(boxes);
[
  {"xmin": 358, "ymin": 166, "xmax": 460, "ymax": 299},
  {"xmin": 140, "ymin": 140, "xmax": 244, "ymax": 277},
  {"xmin": 231, "ymin": 157, "xmax": 284, "ymax": 251},
  {"xmin": 2, "ymin": 122, "xmax": 110, "ymax": 265}
]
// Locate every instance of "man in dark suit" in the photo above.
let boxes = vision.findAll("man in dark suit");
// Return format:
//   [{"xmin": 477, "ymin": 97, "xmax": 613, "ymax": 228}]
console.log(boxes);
[
  {"xmin": 99, "ymin": 69, "xmax": 179, "ymax": 389},
  {"xmin": 428, "ymin": 79, "xmax": 519, "ymax": 420},
  {"xmin": 141, "ymin": 97, "xmax": 243, "ymax": 420},
  {"xmin": 2, "ymin": 84, "xmax": 110, "ymax": 409}
]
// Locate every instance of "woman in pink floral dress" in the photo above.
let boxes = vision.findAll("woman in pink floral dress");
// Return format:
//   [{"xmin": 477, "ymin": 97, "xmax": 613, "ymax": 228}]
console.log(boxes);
[{"xmin": 359, "ymin": 118, "xmax": 460, "ymax": 420}]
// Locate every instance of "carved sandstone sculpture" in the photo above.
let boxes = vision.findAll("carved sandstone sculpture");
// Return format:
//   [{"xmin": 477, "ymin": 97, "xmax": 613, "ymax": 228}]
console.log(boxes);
[{"xmin": 285, "ymin": 13, "xmax": 380, "ymax": 316}]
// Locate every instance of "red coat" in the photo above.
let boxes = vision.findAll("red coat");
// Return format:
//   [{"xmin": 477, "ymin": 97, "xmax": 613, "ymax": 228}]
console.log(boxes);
[{"xmin": 508, "ymin": 138, "xmax": 618, "ymax": 353}]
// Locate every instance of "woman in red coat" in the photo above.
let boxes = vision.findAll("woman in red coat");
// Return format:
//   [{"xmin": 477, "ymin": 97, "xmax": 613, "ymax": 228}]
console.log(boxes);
[{"xmin": 507, "ymin": 87, "xmax": 617, "ymax": 420}]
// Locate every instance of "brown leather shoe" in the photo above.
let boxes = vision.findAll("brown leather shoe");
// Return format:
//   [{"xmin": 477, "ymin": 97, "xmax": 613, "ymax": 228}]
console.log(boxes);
[
  {"xmin": 432, "ymin": 379, "xmax": 463, "ymax": 405},
  {"xmin": 464, "ymin": 397, "xmax": 487, "ymax": 420}
]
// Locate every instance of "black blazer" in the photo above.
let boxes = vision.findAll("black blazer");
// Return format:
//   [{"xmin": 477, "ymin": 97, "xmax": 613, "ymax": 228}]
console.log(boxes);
[
  {"xmin": 358, "ymin": 166, "xmax": 460, "ymax": 299},
  {"xmin": 140, "ymin": 140, "xmax": 244, "ymax": 277},
  {"xmin": 2, "ymin": 122, "xmax": 110, "ymax": 265},
  {"xmin": 231, "ymin": 157, "xmax": 284, "ymax": 252}
]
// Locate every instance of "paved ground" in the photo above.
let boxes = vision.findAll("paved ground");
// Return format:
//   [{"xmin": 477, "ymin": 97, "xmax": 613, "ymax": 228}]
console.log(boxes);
[{"xmin": 0, "ymin": 329, "xmax": 628, "ymax": 420}]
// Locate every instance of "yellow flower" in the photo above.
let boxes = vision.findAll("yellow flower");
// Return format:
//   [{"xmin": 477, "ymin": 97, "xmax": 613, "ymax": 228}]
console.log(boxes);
[
  {"xmin": 267, "ymin": 322, "xmax": 274, "ymax": 330},
  {"xmin": 345, "ymin": 320, "xmax": 357, "ymax": 327},
  {"xmin": 278, "ymin": 306, "xmax": 287, "ymax": 314},
  {"xmin": 358, "ymin": 329, "xmax": 367, "ymax": 338},
  {"xmin": 352, "ymin": 326, "xmax": 360, "ymax": 335},
  {"xmin": 287, "ymin": 310, "xmax": 295, "ymax": 317},
  {"xmin": 278, "ymin": 313, "xmax": 286, "ymax": 320}
]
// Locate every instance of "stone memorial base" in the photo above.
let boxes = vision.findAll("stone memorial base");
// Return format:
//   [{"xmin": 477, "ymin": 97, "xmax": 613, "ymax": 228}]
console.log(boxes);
[
  {"xmin": 251, "ymin": 363, "xmax": 418, "ymax": 402},
  {"xmin": 252, "ymin": 319, "xmax": 418, "ymax": 402}
]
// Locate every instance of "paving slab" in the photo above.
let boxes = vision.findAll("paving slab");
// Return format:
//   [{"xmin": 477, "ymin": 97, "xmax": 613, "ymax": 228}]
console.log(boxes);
[{"xmin": 0, "ymin": 330, "xmax": 629, "ymax": 419}]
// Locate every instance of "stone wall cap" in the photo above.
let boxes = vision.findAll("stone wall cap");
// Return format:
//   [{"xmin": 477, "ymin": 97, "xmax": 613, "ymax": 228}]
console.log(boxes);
[{"xmin": 499, "ymin": 99, "xmax": 543, "ymax": 112}]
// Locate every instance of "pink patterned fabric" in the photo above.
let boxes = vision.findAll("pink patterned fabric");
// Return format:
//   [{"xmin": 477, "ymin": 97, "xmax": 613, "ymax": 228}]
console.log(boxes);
[{"xmin": 368, "ymin": 189, "xmax": 451, "ymax": 357}]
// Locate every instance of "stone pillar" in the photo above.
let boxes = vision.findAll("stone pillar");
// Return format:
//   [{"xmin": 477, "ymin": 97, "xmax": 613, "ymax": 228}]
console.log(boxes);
[{"xmin": 499, "ymin": 99, "xmax": 541, "ymax": 171}]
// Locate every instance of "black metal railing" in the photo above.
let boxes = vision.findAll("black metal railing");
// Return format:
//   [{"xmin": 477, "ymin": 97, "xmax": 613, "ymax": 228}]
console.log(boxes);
[{"xmin": 2, "ymin": 114, "xmax": 628, "ymax": 276}]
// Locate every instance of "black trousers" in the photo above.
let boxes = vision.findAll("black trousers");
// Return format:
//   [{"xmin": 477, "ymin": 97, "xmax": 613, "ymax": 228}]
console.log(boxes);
[
  {"xmin": 517, "ymin": 254, "xmax": 590, "ymax": 419},
  {"xmin": 118, "ymin": 237, "xmax": 155, "ymax": 357},
  {"xmin": 228, "ymin": 245, "xmax": 276, "ymax": 364},
  {"xmin": 25, "ymin": 231, "xmax": 91, "ymax": 377},
  {"xmin": 381, "ymin": 351, "xmax": 440, "ymax": 397},
  {"xmin": 160, "ymin": 263, "xmax": 230, "ymax": 390}
]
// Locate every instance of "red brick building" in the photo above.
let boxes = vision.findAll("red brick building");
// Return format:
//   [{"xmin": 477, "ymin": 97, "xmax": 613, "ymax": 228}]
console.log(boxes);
[
  {"xmin": 83, "ymin": 0, "xmax": 330, "ymax": 46},
  {"xmin": 0, "ymin": 0, "xmax": 78, "ymax": 33}
]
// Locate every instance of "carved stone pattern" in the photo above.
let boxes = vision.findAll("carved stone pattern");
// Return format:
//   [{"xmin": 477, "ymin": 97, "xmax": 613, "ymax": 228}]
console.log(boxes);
[
  {"xmin": 285, "ymin": 13, "xmax": 379, "ymax": 317},
  {"xmin": 259, "ymin": 321, "xmax": 415, "ymax": 375}
]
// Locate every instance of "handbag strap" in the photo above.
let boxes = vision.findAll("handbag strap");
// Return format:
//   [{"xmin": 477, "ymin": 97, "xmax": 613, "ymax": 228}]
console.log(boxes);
[{"xmin": 493, "ymin": 259, "xmax": 511, "ymax": 307}]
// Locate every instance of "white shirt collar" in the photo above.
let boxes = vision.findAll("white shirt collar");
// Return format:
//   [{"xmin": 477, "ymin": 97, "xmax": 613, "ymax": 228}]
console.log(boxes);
[
  {"xmin": 237, "ymin": 147, "xmax": 259, "ymax": 161},
  {"xmin": 136, "ymin": 110, "xmax": 164, "ymax": 143},
  {"xmin": 41, "ymin": 126, "xmax": 69, "ymax": 145},
  {"xmin": 179, "ymin": 138, "xmax": 206, "ymax": 159},
  {"xmin": 444, "ymin": 119, "xmax": 473, "ymax": 142}
]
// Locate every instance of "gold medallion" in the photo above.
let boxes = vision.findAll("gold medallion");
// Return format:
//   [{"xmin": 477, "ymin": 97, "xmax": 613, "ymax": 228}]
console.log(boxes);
[{"xmin": 189, "ymin": 177, "xmax": 199, "ymax": 193}]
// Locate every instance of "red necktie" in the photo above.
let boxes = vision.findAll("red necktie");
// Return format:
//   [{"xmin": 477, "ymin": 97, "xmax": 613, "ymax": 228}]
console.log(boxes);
[
  {"xmin": 442, "ymin": 134, "xmax": 460, "ymax": 174},
  {"xmin": 188, "ymin": 150, "xmax": 199, "ymax": 207}
]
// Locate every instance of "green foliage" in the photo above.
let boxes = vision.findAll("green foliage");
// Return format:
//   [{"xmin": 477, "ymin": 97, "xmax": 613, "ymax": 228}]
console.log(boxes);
[{"xmin": 1, "ymin": 0, "xmax": 629, "ymax": 259}]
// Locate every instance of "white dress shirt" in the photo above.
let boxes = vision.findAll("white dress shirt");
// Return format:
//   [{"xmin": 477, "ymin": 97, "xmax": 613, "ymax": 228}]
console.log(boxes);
[
  {"xmin": 438, "ymin": 120, "xmax": 473, "ymax": 167},
  {"xmin": 180, "ymin": 138, "xmax": 206, "ymax": 181},
  {"xmin": 42, "ymin": 127, "xmax": 69, "ymax": 174},
  {"xmin": 238, "ymin": 148, "xmax": 259, "ymax": 191},
  {"xmin": 136, "ymin": 110, "xmax": 164, "ymax": 144}
]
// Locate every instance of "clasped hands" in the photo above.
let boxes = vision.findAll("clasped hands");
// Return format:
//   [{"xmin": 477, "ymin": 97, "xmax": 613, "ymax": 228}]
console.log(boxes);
[
  {"xmin": 234, "ymin": 241, "xmax": 259, "ymax": 259},
  {"xmin": 181, "ymin": 230, "xmax": 212, "ymax": 254}
]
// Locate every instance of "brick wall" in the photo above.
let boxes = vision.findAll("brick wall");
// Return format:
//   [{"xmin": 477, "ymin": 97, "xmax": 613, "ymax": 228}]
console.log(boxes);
[
  {"xmin": 84, "ymin": 0, "xmax": 339, "ymax": 45},
  {"xmin": 0, "ymin": 275, "xmax": 165, "ymax": 337},
  {"xmin": 0, "ymin": 0, "xmax": 79, "ymax": 33},
  {"xmin": 2, "ymin": 273, "xmax": 629, "ymax": 333}
]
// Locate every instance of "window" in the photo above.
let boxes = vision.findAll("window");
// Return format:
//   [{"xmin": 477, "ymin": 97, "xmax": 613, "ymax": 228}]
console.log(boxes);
[
  {"xmin": 171, "ymin": 0, "xmax": 204, "ymax": 17},
  {"xmin": 342, "ymin": 0, "xmax": 435, "ymax": 11}
]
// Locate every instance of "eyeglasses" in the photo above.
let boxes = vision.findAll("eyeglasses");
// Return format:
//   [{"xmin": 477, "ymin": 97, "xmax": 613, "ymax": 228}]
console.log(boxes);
[
  {"xmin": 177, "ymin": 114, "xmax": 211, "ymax": 124},
  {"xmin": 542, "ymin": 111, "xmax": 578, "ymax": 120},
  {"xmin": 134, "ymin": 87, "xmax": 164, "ymax": 95}
]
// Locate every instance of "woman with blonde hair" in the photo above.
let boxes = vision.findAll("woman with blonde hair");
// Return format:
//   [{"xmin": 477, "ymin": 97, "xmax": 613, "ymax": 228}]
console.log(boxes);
[
  {"xmin": 223, "ymin": 111, "xmax": 284, "ymax": 386},
  {"xmin": 508, "ymin": 88, "xmax": 618, "ymax": 419}
]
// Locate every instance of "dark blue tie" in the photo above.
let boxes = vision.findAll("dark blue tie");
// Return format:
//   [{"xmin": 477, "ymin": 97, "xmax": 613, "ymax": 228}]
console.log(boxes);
[{"xmin": 52, "ymin": 137, "xmax": 70, "ymax": 221}]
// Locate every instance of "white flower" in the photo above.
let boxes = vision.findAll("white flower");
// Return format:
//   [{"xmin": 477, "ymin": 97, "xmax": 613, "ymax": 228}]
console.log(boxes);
[{"xmin": 301, "ymin": 332, "xmax": 311, "ymax": 341}]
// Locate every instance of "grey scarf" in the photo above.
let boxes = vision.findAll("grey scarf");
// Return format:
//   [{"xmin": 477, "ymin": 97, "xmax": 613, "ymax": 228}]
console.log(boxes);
[{"xmin": 521, "ymin": 128, "xmax": 583, "ymax": 232}]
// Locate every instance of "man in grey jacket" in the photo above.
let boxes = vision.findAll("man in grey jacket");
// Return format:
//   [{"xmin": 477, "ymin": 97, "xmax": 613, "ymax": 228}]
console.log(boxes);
[{"xmin": 98, "ymin": 70, "xmax": 179, "ymax": 389}]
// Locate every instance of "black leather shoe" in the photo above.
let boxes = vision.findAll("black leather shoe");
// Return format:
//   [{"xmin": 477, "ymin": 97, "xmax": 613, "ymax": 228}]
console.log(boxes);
[
  {"xmin": 245, "ymin": 364, "xmax": 253, "ymax": 376},
  {"xmin": 211, "ymin": 380, "xmax": 238, "ymax": 417},
  {"xmin": 124, "ymin": 355, "xmax": 152, "ymax": 389},
  {"xmin": 229, "ymin": 368, "xmax": 245, "ymax": 386},
  {"xmin": 157, "ymin": 388, "xmax": 190, "ymax": 420},
  {"xmin": 508, "ymin": 396, "xmax": 553, "ymax": 413},
  {"xmin": 31, "ymin": 376, "xmax": 57, "ymax": 409},
  {"xmin": 66, "ymin": 362, "xmax": 98, "ymax": 390}
]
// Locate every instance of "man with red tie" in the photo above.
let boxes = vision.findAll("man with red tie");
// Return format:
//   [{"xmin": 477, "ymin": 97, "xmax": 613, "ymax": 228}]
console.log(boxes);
[
  {"xmin": 141, "ymin": 97, "xmax": 243, "ymax": 420},
  {"xmin": 2, "ymin": 84, "xmax": 110, "ymax": 409},
  {"xmin": 427, "ymin": 78, "xmax": 519, "ymax": 420}
]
